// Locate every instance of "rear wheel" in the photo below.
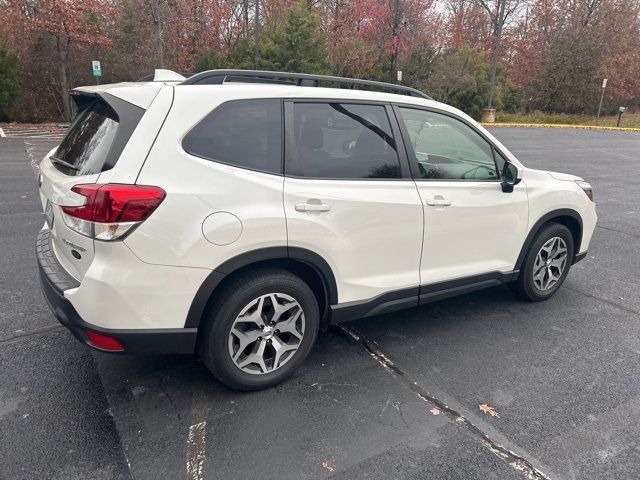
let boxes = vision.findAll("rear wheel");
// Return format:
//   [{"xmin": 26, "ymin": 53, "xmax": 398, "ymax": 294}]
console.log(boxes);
[
  {"xmin": 198, "ymin": 268, "xmax": 319, "ymax": 390},
  {"xmin": 511, "ymin": 222, "xmax": 574, "ymax": 301}
]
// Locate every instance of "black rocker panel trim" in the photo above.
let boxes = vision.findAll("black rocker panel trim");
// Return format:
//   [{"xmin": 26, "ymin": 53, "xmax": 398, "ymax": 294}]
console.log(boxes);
[
  {"xmin": 419, "ymin": 271, "xmax": 517, "ymax": 304},
  {"xmin": 515, "ymin": 209, "xmax": 583, "ymax": 269},
  {"xmin": 330, "ymin": 271, "xmax": 517, "ymax": 325},
  {"xmin": 184, "ymin": 246, "xmax": 339, "ymax": 328},
  {"xmin": 330, "ymin": 287, "xmax": 420, "ymax": 324}
]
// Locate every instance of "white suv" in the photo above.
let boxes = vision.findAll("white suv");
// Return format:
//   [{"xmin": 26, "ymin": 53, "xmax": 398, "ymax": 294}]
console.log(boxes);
[{"xmin": 37, "ymin": 69, "xmax": 597, "ymax": 390}]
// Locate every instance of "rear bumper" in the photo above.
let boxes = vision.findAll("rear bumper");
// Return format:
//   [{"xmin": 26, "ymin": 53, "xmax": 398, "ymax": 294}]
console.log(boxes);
[{"xmin": 37, "ymin": 229, "xmax": 197, "ymax": 354}]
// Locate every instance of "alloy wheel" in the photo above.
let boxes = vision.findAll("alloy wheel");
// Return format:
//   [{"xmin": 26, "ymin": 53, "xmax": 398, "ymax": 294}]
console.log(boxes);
[
  {"xmin": 228, "ymin": 293, "xmax": 305, "ymax": 375},
  {"xmin": 532, "ymin": 236, "xmax": 568, "ymax": 291}
]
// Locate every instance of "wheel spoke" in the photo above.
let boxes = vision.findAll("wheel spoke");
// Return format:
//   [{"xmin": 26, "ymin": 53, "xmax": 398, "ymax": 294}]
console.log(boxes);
[
  {"xmin": 229, "ymin": 326, "xmax": 261, "ymax": 361},
  {"xmin": 276, "ymin": 309, "xmax": 304, "ymax": 340},
  {"xmin": 269, "ymin": 294, "xmax": 299, "ymax": 323},
  {"xmin": 271, "ymin": 337, "xmax": 298, "ymax": 369},
  {"xmin": 237, "ymin": 295, "xmax": 266, "ymax": 327},
  {"xmin": 237, "ymin": 340, "xmax": 268, "ymax": 372}
]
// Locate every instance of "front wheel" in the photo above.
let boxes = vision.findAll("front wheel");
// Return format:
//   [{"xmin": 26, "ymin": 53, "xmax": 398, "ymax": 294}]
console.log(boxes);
[
  {"xmin": 198, "ymin": 268, "xmax": 319, "ymax": 391},
  {"xmin": 510, "ymin": 222, "xmax": 574, "ymax": 302}
]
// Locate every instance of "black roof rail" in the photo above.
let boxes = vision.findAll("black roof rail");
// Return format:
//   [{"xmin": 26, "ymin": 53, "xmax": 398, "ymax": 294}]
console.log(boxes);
[{"xmin": 180, "ymin": 69, "xmax": 432, "ymax": 100}]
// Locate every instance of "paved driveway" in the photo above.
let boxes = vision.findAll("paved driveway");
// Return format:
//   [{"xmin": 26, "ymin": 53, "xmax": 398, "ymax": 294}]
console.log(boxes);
[{"xmin": 1, "ymin": 127, "xmax": 639, "ymax": 479}]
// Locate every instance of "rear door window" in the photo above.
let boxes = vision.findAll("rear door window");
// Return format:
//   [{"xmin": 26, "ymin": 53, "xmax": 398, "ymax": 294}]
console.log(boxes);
[
  {"xmin": 53, "ymin": 99, "xmax": 119, "ymax": 176},
  {"xmin": 285, "ymin": 102, "xmax": 401, "ymax": 179},
  {"xmin": 182, "ymin": 99, "xmax": 283, "ymax": 174}
]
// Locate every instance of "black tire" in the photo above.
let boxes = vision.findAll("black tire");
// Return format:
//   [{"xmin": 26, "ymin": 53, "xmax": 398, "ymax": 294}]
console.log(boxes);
[
  {"xmin": 198, "ymin": 267, "xmax": 319, "ymax": 391},
  {"xmin": 510, "ymin": 222, "xmax": 574, "ymax": 302}
]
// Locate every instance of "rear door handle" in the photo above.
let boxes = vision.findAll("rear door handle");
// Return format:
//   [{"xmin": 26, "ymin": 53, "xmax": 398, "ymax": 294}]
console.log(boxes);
[
  {"xmin": 295, "ymin": 202, "xmax": 331, "ymax": 212},
  {"xmin": 425, "ymin": 196, "xmax": 452, "ymax": 207}
]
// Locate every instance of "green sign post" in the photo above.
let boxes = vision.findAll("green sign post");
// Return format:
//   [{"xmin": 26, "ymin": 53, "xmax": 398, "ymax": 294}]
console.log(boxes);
[{"xmin": 92, "ymin": 60, "xmax": 101, "ymax": 84}]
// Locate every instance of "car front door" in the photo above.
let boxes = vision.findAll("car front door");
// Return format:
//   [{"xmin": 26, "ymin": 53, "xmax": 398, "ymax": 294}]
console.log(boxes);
[
  {"xmin": 283, "ymin": 100, "xmax": 423, "ymax": 306},
  {"xmin": 394, "ymin": 105, "xmax": 528, "ymax": 290}
]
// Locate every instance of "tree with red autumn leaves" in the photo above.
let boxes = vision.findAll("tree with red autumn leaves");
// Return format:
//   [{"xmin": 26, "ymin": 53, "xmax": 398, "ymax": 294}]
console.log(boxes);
[
  {"xmin": 1, "ymin": 0, "xmax": 114, "ymax": 120},
  {"xmin": 0, "ymin": 0, "xmax": 639, "ymax": 122}
]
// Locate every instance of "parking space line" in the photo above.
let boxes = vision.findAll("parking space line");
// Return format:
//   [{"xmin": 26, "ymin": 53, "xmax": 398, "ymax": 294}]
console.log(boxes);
[
  {"xmin": 0, "ymin": 127, "xmax": 5, "ymax": 137},
  {"xmin": 186, "ymin": 421, "xmax": 207, "ymax": 480},
  {"xmin": 186, "ymin": 390, "xmax": 211, "ymax": 480},
  {"xmin": 337, "ymin": 325, "xmax": 552, "ymax": 480}
]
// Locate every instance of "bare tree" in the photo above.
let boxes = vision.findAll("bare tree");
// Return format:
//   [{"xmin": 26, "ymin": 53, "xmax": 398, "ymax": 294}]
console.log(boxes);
[
  {"xmin": 471, "ymin": 0, "xmax": 524, "ymax": 109},
  {"xmin": 146, "ymin": 0, "xmax": 167, "ymax": 68},
  {"xmin": 254, "ymin": 0, "xmax": 260, "ymax": 67}
]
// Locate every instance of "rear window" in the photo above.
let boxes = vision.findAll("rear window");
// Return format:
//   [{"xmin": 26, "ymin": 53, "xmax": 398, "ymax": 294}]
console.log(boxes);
[
  {"xmin": 182, "ymin": 99, "xmax": 283, "ymax": 174},
  {"xmin": 53, "ymin": 100, "xmax": 119, "ymax": 176}
]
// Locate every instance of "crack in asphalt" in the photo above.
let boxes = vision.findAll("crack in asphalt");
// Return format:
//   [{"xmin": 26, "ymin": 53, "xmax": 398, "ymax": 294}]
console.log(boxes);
[
  {"xmin": 335, "ymin": 324, "xmax": 551, "ymax": 480},
  {"xmin": 0, "ymin": 323, "xmax": 63, "ymax": 345},
  {"xmin": 564, "ymin": 285, "xmax": 640, "ymax": 317},
  {"xmin": 595, "ymin": 225, "xmax": 640, "ymax": 238}
]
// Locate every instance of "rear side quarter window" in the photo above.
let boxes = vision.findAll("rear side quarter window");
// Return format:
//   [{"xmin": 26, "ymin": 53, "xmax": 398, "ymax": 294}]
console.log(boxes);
[{"xmin": 182, "ymin": 99, "xmax": 283, "ymax": 175}]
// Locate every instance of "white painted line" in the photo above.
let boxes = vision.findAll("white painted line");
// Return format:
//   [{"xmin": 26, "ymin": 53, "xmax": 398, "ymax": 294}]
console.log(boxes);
[
  {"xmin": 186, "ymin": 421, "xmax": 206, "ymax": 480},
  {"xmin": 0, "ymin": 128, "xmax": 5, "ymax": 138}
]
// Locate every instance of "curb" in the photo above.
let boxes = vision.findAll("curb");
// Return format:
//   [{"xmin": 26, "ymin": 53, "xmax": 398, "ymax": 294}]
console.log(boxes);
[{"xmin": 481, "ymin": 122, "xmax": 640, "ymax": 132}]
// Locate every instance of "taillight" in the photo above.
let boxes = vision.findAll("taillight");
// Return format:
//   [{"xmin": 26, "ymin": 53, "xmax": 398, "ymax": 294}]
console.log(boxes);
[{"xmin": 60, "ymin": 184, "xmax": 166, "ymax": 241}]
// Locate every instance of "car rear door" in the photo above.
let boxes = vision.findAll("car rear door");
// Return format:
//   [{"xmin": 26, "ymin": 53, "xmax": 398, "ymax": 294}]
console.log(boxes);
[
  {"xmin": 393, "ymin": 105, "xmax": 528, "ymax": 289},
  {"xmin": 283, "ymin": 100, "xmax": 423, "ymax": 306}
]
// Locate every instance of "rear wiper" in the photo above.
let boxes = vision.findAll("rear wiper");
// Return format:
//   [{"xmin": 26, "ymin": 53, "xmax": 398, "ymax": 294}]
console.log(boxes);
[{"xmin": 50, "ymin": 156, "xmax": 80, "ymax": 171}]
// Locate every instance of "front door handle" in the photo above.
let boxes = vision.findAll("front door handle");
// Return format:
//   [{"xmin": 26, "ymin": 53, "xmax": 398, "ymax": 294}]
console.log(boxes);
[
  {"xmin": 425, "ymin": 196, "xmax": 452, "ymax": 207},
  {"xmin": 295, "ymin": 202, "xmax": 331, "ymax": 212}
]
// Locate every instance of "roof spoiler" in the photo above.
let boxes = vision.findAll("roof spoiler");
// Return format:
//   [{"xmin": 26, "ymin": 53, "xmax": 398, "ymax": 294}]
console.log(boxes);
[{"xmin": 137, "ymin": 69, "xmax": 189, "ymax": 82}]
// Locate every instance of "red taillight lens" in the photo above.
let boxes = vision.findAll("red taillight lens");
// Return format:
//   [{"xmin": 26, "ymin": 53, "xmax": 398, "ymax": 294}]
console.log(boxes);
[
  {"xmin": 62, "ymin": 184, "xmax": 166, "ymax": 223},
  {"xmin": 85, "ymin": 330, "xmax": 125, "ymax": 352},
  {"xmin": 60, "ymin": 184, "xmax": 166, "ymax": 241}
]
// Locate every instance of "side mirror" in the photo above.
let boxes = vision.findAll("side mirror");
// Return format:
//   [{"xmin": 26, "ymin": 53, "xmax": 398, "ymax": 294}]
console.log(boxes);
[{"xmin": 501, "ymin": 162, "xmax": 522, "ymax": 193}]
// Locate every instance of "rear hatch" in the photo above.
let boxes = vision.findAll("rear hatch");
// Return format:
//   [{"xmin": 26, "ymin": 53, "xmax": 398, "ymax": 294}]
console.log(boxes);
[{"xmin": 39, "ymin": 92, "xmax": 145, "ymax": 280}]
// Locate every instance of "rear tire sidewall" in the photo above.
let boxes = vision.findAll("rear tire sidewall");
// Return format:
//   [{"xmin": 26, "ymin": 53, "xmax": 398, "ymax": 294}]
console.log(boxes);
[
  {"xmin": 200, "ymin": 270, "xmax": 319, "ymax": 391},
  {"xmin": 519, "ymin": 223, "xmax": 574, "ymax": 301}
]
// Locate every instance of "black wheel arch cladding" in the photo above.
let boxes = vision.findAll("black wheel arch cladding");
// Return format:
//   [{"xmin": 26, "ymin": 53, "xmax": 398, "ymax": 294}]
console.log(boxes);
[
  {"xmin": 515, "ymin": 208, "xmax": 583, "ymax": 270},
  {"xmin": 185, "ymin": 247, "xmax": 337, "ymax": 328}
]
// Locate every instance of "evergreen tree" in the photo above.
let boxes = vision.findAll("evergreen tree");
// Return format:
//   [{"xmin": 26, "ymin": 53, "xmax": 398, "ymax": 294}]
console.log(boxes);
[
  {"xmin": 198, "ymin": 2, "xmax": 328, "ymax": 74},
  {"xmin": 0, "ymin": 48, "xmax": 22, "ymax": 120}
]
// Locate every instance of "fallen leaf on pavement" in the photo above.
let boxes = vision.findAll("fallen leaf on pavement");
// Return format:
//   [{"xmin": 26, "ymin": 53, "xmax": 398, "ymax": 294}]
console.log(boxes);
[
  {"xmin": 322, "ymin": 461, "xmax": 335, "ymax": 472},
  {"xmin": 479, "ymin": 404, "xmax": 500, "ymax": 418}
]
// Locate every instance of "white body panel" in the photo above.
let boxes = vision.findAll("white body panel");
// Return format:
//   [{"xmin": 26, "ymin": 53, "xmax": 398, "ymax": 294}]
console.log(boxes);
[
  {"xmin": 37, "ymin": 80, "xmax": 597, "ymax": 333},
  {"xmin": 128, "ymin": 86, "xmax": 287, "ymax": 269},
  {"xmin": 520, "ymin": 168, "xmax": 597, "ymax": 254},
  {"xmin": 415, "ymin": 180, "xmax": 529, "ymax": 283},
  {"xmin": 64, "ymin": 241, "xmax": 210, "ymax": 329},
  {"xmin": 284, "ymin": 178, "xmax": 423, "ymax": 302}
]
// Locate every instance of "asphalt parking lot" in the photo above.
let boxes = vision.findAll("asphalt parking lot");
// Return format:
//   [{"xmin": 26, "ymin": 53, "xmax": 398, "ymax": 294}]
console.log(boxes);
[{"xmin": 1, "ymin": 126, "xmax": 639, "ymax": 480}]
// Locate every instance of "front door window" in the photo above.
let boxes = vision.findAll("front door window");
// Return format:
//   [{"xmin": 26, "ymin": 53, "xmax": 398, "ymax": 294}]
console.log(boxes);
[{"xmin": 398, "ymin": 107, "xmax": 499, "ymax": 181}]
